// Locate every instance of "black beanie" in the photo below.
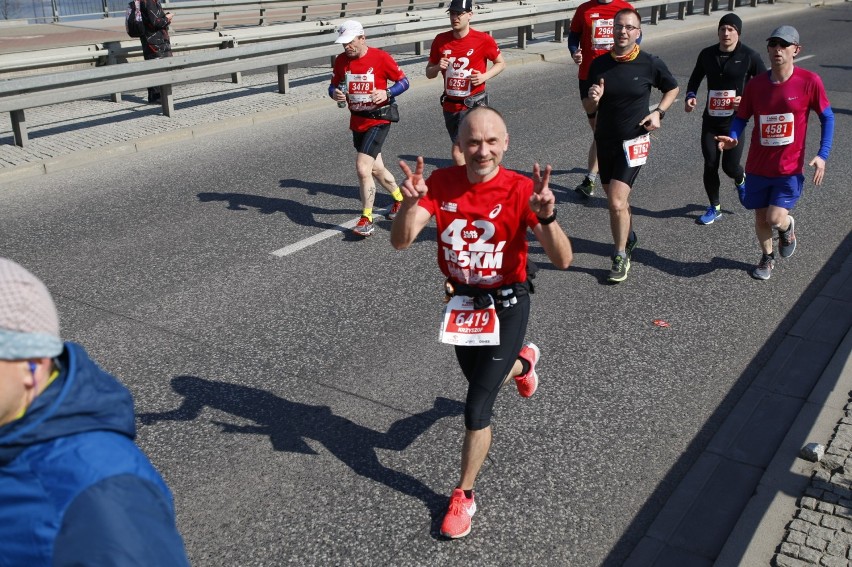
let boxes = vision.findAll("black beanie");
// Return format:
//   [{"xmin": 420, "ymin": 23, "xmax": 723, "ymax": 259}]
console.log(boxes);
[{"xmin": 718, "ymin": 13, "xmax": 742, "ymax": 35}]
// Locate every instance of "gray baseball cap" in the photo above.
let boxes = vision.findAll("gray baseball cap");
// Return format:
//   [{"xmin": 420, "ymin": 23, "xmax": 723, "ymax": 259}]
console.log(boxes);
[{"xmin": 767, "ymin": 25, "xmax": 799, "ymax": 45}]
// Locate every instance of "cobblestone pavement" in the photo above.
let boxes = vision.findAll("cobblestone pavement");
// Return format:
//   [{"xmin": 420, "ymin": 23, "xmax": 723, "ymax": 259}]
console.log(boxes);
[{"xmin": 777, "ymin": 393, "xmax": 852, "ymax": 567}]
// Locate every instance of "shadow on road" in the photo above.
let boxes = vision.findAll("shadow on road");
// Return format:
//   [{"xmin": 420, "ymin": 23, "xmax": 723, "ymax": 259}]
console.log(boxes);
[
  {"xmin": 529, "ymin": 236, "xmax": 754, "ymax": 279},
  {"xmin": 138, "ymin": 376, "xmax": 464, "ymax": 532},
  {"xmin": 197, "ymin": 191, "xmax": 352, "ymax": 228},
  {"xmin": 600, "ymin": 232, "xmax": 852, "ymax": 565}
]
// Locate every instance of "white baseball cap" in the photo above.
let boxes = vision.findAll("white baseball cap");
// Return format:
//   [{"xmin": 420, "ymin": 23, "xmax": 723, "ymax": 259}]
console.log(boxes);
[{"xmin": 335, "ymin": 20, "xmax": 364, "ymax": 44}]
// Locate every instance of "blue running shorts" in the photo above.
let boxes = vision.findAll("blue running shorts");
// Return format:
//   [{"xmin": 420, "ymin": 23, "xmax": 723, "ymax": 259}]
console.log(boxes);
[{"xmin": 741, "ymin": 173, "xmax": 804, "ymax": 210}]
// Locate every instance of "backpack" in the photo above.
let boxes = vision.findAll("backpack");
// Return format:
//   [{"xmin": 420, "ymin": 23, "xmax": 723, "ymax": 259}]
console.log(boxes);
[{"xmin": 125, "ymin": 0, "xmax": 145, "ymax": 38}]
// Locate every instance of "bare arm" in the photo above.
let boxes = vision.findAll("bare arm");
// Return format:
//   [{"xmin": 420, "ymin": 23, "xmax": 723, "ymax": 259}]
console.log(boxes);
[
  {"xmin": 529, "ymin": 163, "xmax": 572, "ymax": 270},
  {"xmin": 390, "ymin": 157, "xmax": 433, "ymax": 249},
  {"xmin": 639, "ymin": 87, "xmax": 679, "ymax": 131},
  {"xmin": 472, "ymin": 53, "xmax": 506, "ymax": 85},
  {"xmin": 583, "ymin": 78, "xmax": 604, "ymax": 115}
]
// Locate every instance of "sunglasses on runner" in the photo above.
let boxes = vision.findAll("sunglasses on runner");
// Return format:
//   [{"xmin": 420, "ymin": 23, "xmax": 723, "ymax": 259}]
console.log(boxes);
[
  {"xmin": 767, "ymin": 39, "xmax": 793, "ymax": 48},
  {"xmin": 614, "ymin": 24, "xmax": 640, "ymax": 32}
]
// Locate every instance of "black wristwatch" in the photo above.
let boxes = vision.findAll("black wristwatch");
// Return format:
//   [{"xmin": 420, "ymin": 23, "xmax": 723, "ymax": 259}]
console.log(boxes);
[
  {"xmin": 654, "ymin": 107, "xmax": 666, "ymax": 120},
  {"xmin": 537, "ymin": 209, "xmax": 557, "ymax": 225}
]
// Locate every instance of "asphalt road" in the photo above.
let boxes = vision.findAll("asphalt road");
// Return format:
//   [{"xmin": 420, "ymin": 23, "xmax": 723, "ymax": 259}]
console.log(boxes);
[{"xmin": 1, "ymin": 4, "xmax": 851, "ymax": 565}]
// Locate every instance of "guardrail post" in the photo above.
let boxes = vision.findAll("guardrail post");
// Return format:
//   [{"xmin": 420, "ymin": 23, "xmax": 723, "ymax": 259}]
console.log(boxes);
[
  {"xmin": 554, "ymin": 19, "xmax": 564, "ymax": 42},
  {"xmin": 703, "ymin": 0, "xmax": 711, "ymax": 15},
  {"xmin": 10, "ymin": 110, "xmax": 28, "ymax": 147},
  {"xmin": 677, "ymin": 1, "xmax": 686, "ymax": 19},
  {"xmin": 687, "ymin": 0, "xmax": 694, "ymax": 15},
  {"xmin": 160, "ymin": 84, "xmax": 174, "ymax": 116},
  {"xmin": 259, "ymin": 7, "xmax": 266, "ymax": 25},
  {"xmin": 414, "ymin": 40, "xmax": 423, "ymax": 55},
  {"xmin": 517, "ymin": 25, "xmax": 528, "ymax": 48},
  {"xmin": 277, "ymin": 63, "xmax": 289, "ymax": 93},
  {"xmin": 223, "ymin": 38, "xmax": 241, "ymax": 84},
  {"xmin": 103, "ymin": 0, "xmax": 110, "ymax": 18},
  {"xmin": 51, "ymin": 0, "xmax": 60, "ymax": 22},
  {"xmin": 650, "ymin": 5, "xmax": 659, "ymax": 23},
  {"xmin": 659, "ymin": 4, "xmax": 667, "ymax": 19},
  {"xmin": 727, "ymin": 0, "xmax": 734, "ymax": 10},
  {"xmin": 214, "ymin": 11, "xmax": 220, "ymax": 30}
]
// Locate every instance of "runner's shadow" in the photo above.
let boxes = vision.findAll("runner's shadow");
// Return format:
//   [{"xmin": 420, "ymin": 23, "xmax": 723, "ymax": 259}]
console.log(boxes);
[
  {"xmin": 197, "ymin": 192, "xmax": 351, "ymax": 230},
  {"xmin": 138, "ymin": 376, "xmax": 463, "ymax": 529},
  {"xmin": 529, "ymin": 237, "xmax": 754, "ymax": 280},
  {"xmin": 397, "ymin": 155, "xmax": 455, "ymax": 171},
  {"xmin": 278, "ymin": 178, "xmax": 356, "ymax": 200}
]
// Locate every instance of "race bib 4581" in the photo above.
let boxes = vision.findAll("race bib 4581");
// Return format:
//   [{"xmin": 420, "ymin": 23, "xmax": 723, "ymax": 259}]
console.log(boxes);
[{"xmin": 759, "ymin": 113, "xmax": 794, "ymax": 146}]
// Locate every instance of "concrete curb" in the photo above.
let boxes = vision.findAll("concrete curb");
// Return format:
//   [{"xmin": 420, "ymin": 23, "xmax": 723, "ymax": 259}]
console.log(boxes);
[{"xmin": 718, "ymin": 257, "xmax": 852, "ymax": 566}]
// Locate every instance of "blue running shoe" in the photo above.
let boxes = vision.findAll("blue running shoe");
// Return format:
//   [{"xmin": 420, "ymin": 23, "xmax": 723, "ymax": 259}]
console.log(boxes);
[{"xmin": 698, "ymin": 206, "xmax": 722, "ymax": 225}]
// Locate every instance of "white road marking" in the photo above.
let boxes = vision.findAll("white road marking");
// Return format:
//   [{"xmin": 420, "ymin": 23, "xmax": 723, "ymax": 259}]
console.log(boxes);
[
  {"xmin": 270, "ymin": 208, "xmax": 391, "ymax": 257},
  {"xmin": 796, "ymin": 55, "xmax": 815, "ymax": 62}
]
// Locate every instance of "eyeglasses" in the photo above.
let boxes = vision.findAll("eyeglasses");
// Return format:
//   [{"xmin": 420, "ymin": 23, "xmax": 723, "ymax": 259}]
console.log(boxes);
[
  {"xmin": 614, "ymin": 24, "xmax": 639, "ymax": 32},
  {"xmin": 767, "ymin": 39, "xmax": 793, "ymax": 48}
]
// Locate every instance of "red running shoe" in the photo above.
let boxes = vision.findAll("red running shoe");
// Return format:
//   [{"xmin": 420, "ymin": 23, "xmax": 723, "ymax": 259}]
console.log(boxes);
[
  {"xmin": 352, "ymin": 216, "xmax": 374, "ymax": 237},
  {"xmin": 387, "ymin": 200, "xmax": 402, "ymax": 220},
  {"xmin": 440, "ymin": 488, "xmax": 477, "ymax": 539},
  {"xmin": 514, "ymin": 342, "xmax": 540, "ymax": 397}
]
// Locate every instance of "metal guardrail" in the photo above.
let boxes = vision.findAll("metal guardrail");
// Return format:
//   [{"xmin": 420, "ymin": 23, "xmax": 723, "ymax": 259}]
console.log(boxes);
[
  {"xmin": 159, "ymin": 0, "xmax": 452, "ymax": 30},
  {"xmin": 0, "ymin": 0, "xmax": 771, "ymax": 147}
]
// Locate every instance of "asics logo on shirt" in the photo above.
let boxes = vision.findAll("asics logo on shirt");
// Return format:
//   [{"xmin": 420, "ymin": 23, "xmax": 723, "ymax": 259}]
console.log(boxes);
[
  {"xmin": 489, "ymin": 204, "xmax": 502, "ymax": 218},
  {"xmin": 467, "ymin": 49, "xmax": 474, "ymax": 56}
]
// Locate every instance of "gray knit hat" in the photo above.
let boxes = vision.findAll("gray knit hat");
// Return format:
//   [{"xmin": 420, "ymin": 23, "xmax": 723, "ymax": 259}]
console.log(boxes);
[{"xmin": 0, "ymin": 258, "xmax": 63, "ymax": 360}]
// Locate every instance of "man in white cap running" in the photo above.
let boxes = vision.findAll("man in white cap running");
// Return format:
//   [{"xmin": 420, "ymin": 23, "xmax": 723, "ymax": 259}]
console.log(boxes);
[{"xmin": 329, "ymin": 20, "xmax": 411, "ymax": 237}]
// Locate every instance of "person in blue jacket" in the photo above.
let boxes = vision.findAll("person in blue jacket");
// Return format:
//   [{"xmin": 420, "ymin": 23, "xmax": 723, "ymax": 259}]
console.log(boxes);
[{"xmin": 0, "ymin": 257, "xmax": 189, "ymax": 567}]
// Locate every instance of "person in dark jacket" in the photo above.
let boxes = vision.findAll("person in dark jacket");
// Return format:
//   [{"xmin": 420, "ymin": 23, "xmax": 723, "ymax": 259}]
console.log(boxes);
[
  {"xmin": 140, "ymin": 0, "xmax": 173, "ymax": 103},
  {"xmin": 0, "ymin": 257, "xmax": 189, "ymax": 566},
  {"xmin": 684, "ymin": 13, "xmax": 765, "ymax": 225}
]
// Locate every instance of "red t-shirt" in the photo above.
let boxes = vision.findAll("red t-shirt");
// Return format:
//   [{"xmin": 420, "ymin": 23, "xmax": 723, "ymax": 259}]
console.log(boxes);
[
  {"xmin": 737, "ymin": 67, "xmax": 830, "ymax": 177},
  {"xmin": 332, "ymin": 48, "xmax": 406, "ymax": 132},
  {"xmin": 429, "ymin": 29, "xmax": 501, "ymax": 112},
  {"xmin": 417, "ymin": 166, "xmax": 539, "ymax": 288},
  {"xmin": 569, "ymin": 0, "xmax": 635, "ymax": 80}
]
